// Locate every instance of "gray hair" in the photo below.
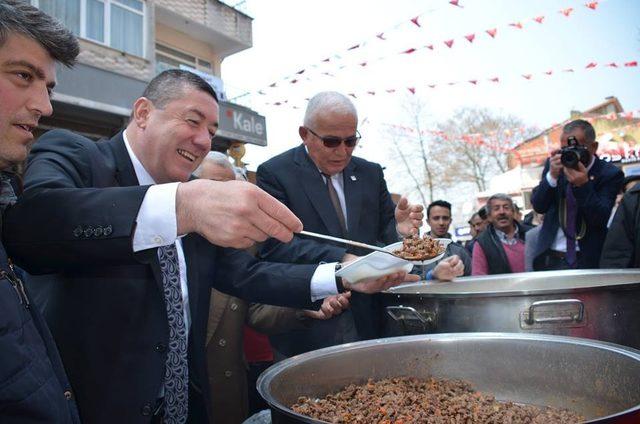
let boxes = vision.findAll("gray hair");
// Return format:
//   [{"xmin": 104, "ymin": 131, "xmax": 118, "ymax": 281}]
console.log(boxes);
[
  {"xmin": 563, "ymin": 119, "xmax": 596, "ymax": 144},
  {"xmin": 142, "ymin": 69, "xmax": 218, "ymax": 109},
  {"xmin": 303, "ymin": 91, "xmax": 358, "ymax": 128},
  {"xmin": 193, "ymin": 151, "xmax": 234, "ymax": 177},
  {"xmin": 485, "ymin": 193, "xmax": 514, "ymax": 213},
  {"xmin": 0, "ymin": 0, "xmax": 79, "ymax": 67}
]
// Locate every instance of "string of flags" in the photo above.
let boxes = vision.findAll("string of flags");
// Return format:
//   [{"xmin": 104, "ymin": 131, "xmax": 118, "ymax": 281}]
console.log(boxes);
[
  {"xmin": 260, "ymin": 59, "xmax": 638, "ymax": 109},
  {"xmin": 241, "ymin": 1, "xmax": 604, "ymax": 101}
]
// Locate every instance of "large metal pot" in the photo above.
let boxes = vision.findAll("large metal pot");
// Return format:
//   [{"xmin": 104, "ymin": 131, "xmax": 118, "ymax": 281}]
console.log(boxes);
[
  {"xmin": 258, "ymin": 333, "xmax": 640, "ymax": 423},
  {"xmin": 381, "ymin": 269, "xmax": 640, "ymax": 349}
]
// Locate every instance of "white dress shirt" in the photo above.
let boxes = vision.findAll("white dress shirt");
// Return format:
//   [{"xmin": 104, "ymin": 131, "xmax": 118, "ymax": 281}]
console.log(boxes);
[{"xmin": 545, "ymin": 155, "xmax": 596, "ymax": 252}]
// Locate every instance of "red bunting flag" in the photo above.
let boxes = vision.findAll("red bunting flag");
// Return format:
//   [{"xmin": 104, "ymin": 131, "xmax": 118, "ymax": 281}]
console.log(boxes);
[
  {"xmin": 274, "ymin": 102, "xmax": 281, "ymax": 106},
  {"xmin": 377, "ymin": 33, "xmax": 386, "ymax": 40},
  {"xmin": 486, "ymin": 28, "xmax": 497, "ymax": 38},
  {"xmin": 522, "ymin": 74, "xmax": 532, "ymax": 79},
  {"xmin": 348, "ymin": 44, "xmax": 360, "ymax": 50},
  {"xmin": 509, "ymin": 22, "xmax": 523, "ymax": 29},
  {"xmin": 425, "ymin": 44, "xmax": 434, "ymax": 50},
  {"xmin": 489, "ymin": 77, "xmax": 499, "ymax": 82},
  {"xmin": 606, "ymin": 62, "xmax": 618, "ymax": 67},
  {"xmin": 402, "ymin": 48, "xmax": 417, "ymax": 54},
  {"xmin": 449, "ymin": 0, "xmax": 462, "ymax": 7},
  {"xmin": 428, "ymin": 84, "xmax": 437, "ymax": 88},
  {"xmin": 533, "ymin": 16, "xmax": 545, "ymax": 24},
  {"xmin": 290, "ymin": 79, "xmax": 298, "ymax": 84},
  {"xmin": 469, "ymin": 80, "xmax": 478, "ymax": 85},
  {"xmin": 269, "ymin": 82, "xmax": 277, "ymax": 87},
  {"xmin": 322, "ymin": 57, "xmax": 331, "ymax": 62},
  {"xmin": 411, "ymin": 16, "xmax": 421, "ymax": 27},
  {"xmin": 585, "ymin": 2, "xmax": 598, "ymax": 10},
  {"xmin": 560, "ymin": 7, "xmax": 574, "ymax": 17},
  {"xmin": 408, "ymin": 87, "xmax": 416, "ymax": 94},
  {"xmin": 444, "ymin": 39, "xmax": 454, "ymax": 48},
  {"xmin": 465, "ymin": 34, "xmax": 475, "ymax": 43},
  {"xmin": 585, "ymin": 62, "xmax": 597, "ymax": 69},
  {"xmin": 359, "ymin": 62, "xmax": 367, "ymax": 67},
  {"xmin": 545, "ymin": 70, "xmax": 553, "ymax": 75},
  {"xmin": 625, "ymin": 61, "xmax": 638, "ymax": 67},
  {"xmin": 296, "ymin": 69, "xmax": 305, "ymax": 75},
  {"xmin": 367, "ymin": 91, "xmax": 376, "ymax": 95}
]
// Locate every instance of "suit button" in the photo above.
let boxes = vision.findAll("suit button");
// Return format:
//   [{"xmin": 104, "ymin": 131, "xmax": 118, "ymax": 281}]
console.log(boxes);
[
  {"xmin": 94, "ymin": 226, "xmax": 103, "ymax": 237},
  {"xmin": 73, "ymin": 226, "xmax": 82, "ymax": 238},
  {"xmin": 224, "ymin": 371, "xmax": 232, "ymax": 378},
  {"xmin": 83, "ymin": 226, "xmax": 93, "ymax": 238},
  {"xmin": 230, "ymin": 303, "xmax": 238, "ymax": 311},
  {"xmin": 155, "ymin": 343, "xmax": 166, "ymax": 353},
  {"xmin": 63, "ymin": 390, "xmax": 73, "ymax": 400},
  {"xmin": 218, "ymin": 339, "xmax": 226, "ymax": 347},
  {"xmin": 141, "ymin": 403, "xmax": 152, "ymax": 416},
  {"xmin": 103, "ymin": 225, "xmax": 113, "ymax": 236}
]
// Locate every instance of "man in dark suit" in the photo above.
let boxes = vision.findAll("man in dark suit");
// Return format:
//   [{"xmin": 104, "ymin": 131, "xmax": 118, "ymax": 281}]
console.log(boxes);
[
  {"xmin": 256, "ymin": 91, "xmax": 463, "ymax": 357},
  {"xmin": 0, "ymin": 2, "xmax": 81, "ymax": 422},
  {"xmin": 531, "ymin": 119, "xmax": 623, "ymax": 270},
  {"xmin": 3, "ymin": 72, "xmax": 415, "ymax": 423}
]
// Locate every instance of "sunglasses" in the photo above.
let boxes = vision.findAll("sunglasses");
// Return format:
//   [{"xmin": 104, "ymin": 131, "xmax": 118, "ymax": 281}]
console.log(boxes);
[{"xmin": 305, "ymin": 127, "xmax": 361, "ymax": 148}]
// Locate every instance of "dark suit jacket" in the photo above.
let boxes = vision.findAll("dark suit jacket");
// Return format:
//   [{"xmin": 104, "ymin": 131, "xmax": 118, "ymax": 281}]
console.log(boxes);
[
  {"xmin": 256, "ymin": 145, "xmax": 399, "ymax": 355},
  {"xmin": 530, "ymin": 156, "xmax": 623, "ymax": 269},
  {"xmin": 2, "ymin": 130, "xmax": 318, "ymax": 424}
]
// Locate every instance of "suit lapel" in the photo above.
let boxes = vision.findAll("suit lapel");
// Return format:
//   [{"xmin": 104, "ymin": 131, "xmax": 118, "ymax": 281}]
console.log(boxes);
[
  {"xmin": 293, "ymin": 145, "xmax": 344, "ymax": 236},
  {"xmin": 343, "ymin": 160, "xmax": 361, "ymax": 238},
  {"xmin": 107, "ymin": 131, "xmax": 140, "ymax": 187}
]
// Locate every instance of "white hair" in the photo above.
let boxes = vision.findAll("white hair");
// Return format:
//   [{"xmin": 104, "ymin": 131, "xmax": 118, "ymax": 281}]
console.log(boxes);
[
  {"xmin": 193, "ymin": 151, "xmax": 234, "ymax": 177},
  {"xmin": 303, "ymin": 91, "xmax": 358, "ymax": 128}
]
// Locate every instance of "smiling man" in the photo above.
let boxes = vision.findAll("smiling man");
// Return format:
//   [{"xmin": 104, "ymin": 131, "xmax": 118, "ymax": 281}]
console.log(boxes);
[
  {"xmin": 472, "ymin": 193, "xmax": 530, "ymax": 275},
  {"xmin": 3, "ymin": 70, "xmax": 415, "ymax": 424}
]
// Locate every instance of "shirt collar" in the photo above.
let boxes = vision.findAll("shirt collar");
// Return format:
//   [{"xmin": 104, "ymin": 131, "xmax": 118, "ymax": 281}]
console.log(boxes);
[
  {"xmin": 586, "ymin": 154, "xmax": 596, "ymax": 172},
  {"xmin": 123, "ymin": 130, "xmax": 156, "ymax": 185},
  {"xmin": 494, "ymin": 225, "xmax": 519, "ymax": 245}
]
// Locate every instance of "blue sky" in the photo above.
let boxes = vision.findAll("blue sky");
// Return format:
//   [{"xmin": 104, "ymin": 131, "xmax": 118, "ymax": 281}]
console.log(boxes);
[{"xmin": 222, "ymin": 0, "xmax": 639, "ymax": 199}]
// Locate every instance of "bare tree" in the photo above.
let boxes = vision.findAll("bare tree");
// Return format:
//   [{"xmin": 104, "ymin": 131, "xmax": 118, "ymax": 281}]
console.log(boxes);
[{"xmin": 435, "ymin": 108, "xmax": 537, "ymax": 191}]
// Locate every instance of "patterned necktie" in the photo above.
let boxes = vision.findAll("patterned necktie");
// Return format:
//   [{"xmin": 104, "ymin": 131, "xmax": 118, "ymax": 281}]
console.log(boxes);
[
  {"xmin": 158, "ymin": 244, "xmax": 189, "ymax": 423},
  {"xmin": 565, "ymin": 184, "xmax": 578, "ymax": 268},
  {"xmin": 321, "ymin": 173, "xmax": 347, "ymax": 237}
]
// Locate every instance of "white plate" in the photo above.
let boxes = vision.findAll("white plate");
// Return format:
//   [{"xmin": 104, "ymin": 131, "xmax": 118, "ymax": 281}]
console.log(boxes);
[
  {"xmin": 335, "ymin": 251, "xmax": 413, "ymax": 284},
  {"xmin": 384, "ymin": 238, "xmax": 452, "ymax": 265}
]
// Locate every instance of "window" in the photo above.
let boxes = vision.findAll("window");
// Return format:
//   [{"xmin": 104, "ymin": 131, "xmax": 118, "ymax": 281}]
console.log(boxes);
[
  {"xmin": 33, "ymin": 0, "xmax": 145, "ymax": 57},
  {"xmin": 155, "ymin": 43, "xmax": 213, "ymax": 75}
]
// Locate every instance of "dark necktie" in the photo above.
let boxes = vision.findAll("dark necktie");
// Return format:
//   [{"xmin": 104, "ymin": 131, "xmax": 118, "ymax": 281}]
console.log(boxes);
[
  {"xmin": 158, "ymin": 244, "xmax": 189, "ymax": 423},
  {"xmin": 322, "ymin": 173, "xmax": 347, "ymax": 237},
  {"xmin": 565, "ymin": 184, "xmax": 578, "ymax": 268}
]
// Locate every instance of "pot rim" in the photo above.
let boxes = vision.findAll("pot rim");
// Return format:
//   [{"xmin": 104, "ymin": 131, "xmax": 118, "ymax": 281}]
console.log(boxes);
[
  {"xmin": 384, "ymin": 269, "xmax": 640, "ymax": 298},
  {"xmin": 257, "ymin": 332, "xmax": 640, "ymax": 424}
]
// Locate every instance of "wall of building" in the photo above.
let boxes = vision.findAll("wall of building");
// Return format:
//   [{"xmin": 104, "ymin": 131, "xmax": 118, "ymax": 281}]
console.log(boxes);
[{"xmin": 156, "ymin": 23, "xmax": 222, "ymax": 75}]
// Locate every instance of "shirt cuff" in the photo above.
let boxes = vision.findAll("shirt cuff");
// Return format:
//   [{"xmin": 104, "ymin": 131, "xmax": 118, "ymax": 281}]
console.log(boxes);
[
  {"xmin": 545, "ymin": 171, "xmax": 558, "ymax": 187},
  {"xmin": 132, "ymin": 182, "xmax": 180, "ymax": 252},
  {"xmin": 310, "ymin": 262, "xmax": 339, "ymax": 302},
  {"xmin": 425, "ymin": 269, "xmax": 434, "ymax": 281}
]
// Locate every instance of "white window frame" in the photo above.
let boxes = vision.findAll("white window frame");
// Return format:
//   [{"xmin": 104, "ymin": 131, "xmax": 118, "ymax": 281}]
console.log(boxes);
[
  {"xmin": 155, "ymin": 43, "xmax": 214, "ymax": 74},
  {"xmin": 32, "ymin": 0, "xmax": 147, "ymax": 58}
]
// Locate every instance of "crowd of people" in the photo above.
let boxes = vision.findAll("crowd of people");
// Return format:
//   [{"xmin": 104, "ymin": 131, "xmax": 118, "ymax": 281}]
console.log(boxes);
[{"xmin": 1, "ymin": 2, "xmax": 637, "ymax": 424}]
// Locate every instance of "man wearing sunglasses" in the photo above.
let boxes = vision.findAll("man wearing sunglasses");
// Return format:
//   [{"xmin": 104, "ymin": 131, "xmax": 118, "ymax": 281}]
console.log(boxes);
[{"xmin": 255, "ymin": 91, "xmax": 463, "ymax": 358}]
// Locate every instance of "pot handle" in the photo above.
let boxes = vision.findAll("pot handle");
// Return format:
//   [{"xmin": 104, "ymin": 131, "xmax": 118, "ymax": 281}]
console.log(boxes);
[
  {"xmin": 525, "ymin": 299, "xmax": 584, "ymax": 325},
  {"xmin": 386, "ymin": 306, "xmax": 429, "ymax": 325}
]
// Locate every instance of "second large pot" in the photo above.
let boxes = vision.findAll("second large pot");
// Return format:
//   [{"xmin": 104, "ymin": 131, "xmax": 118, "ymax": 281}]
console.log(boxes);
[{"xmin": 381, "ymin": 269, "xmax": 640, "ymax": 349}]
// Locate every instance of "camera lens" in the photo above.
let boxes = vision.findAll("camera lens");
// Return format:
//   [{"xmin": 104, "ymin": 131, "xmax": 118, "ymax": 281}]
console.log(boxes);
[{"xmin": 561, "ymin": 150, "xmax": 580, "ymax": 170}]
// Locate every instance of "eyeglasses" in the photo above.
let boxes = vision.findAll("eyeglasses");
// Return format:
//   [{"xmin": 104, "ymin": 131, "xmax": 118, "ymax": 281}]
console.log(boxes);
[{"xmin": 305, "ymin": 127, "xmax": 361, "ymax": 148}]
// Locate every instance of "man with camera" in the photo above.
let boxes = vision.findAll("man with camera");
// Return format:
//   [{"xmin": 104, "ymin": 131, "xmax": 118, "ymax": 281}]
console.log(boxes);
[{"xmin": 530, "ymin": 119, "xmax": 623, "ymax": 270}]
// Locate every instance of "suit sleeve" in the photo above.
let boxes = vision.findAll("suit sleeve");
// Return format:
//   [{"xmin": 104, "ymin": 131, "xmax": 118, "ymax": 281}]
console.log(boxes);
[
  {"xmin": 600, "ymin": 192, "xmax": 637, "ymax": 268},
  {"xmin": 3, "ymin": 130, "xmax": 148, "ymax": 274},
  {"xmin": 214, "ymin": 247, "xmax": 318, "ymax": 309},
  {"xmin": 572, "ymin": 166, "xmax": 624, "ymax": 229},
  {"xmin": 376, "ymin": 164, "xmax": 400, "ymax": 245},
  {"xmin": 256, "ymin": 163, "xmax": 346, "ymax": 263},
  {"xmin": 531, "ymin": 160, "xmax": 557, "ymax": 214}
]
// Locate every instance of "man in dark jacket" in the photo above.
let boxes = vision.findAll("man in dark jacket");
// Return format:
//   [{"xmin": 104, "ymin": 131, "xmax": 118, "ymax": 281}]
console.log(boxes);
[
  {"xmin": 600, "ymin": 183, "xmax": 640, "ymax": 268},
  {"xmin": 0, "ymin": 1, "xmax": 81, "ymax": 422},
  {"xmin": 530, "ymin": 119, "xmax": 623, "ymax": 270}
]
